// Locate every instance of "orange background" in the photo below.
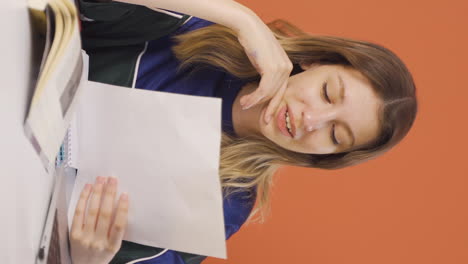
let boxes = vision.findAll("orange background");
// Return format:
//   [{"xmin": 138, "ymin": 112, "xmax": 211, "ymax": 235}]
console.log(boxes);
[{"xmin": 205, "ymin": 0, "xmax": 468, "ymax": 263}]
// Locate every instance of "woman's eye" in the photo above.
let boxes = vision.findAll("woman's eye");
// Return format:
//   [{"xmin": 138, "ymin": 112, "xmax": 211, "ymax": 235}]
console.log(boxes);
[
  {"xmin": 331, "ymin": 123, "xmax": 339, "ymax": 145},
  {"xmin": 322, "ymin": 82, "xmax": 331, "ymax": 103}
]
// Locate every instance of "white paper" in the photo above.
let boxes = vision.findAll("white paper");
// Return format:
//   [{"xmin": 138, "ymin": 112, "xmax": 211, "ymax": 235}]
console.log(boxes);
[{"xmin": 67, "ymin": 81, "xmax": 226, "ymax": 258}]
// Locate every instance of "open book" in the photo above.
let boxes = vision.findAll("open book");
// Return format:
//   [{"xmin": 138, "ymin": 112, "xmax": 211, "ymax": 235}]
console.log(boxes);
[{"xmin": 25, "ymin": 0, "xmax": 87, "ymax": 173}]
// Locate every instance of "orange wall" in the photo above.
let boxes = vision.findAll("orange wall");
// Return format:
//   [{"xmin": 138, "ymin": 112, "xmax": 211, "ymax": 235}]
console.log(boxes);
[{"xmin": 205, "ymin": 0, "xmax": 468, "ymax": 263}]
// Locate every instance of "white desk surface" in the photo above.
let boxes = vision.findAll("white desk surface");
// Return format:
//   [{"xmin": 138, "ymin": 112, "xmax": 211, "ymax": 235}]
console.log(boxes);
[{"xmin": 1, "ymin": 0, "xmax": 55, "ymax": 262}]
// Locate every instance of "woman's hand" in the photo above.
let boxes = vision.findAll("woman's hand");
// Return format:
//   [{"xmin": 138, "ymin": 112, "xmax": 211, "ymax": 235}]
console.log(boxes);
[
  {"xmin": 236, "ymin": 14, "xmax": 293, "ymax": 124},
  {"xmin": 113, "ymin": 1, "xmax": 291, "ymax": 123},
  {"xmin": 70, "ymin": 176, "xmax": 129, "ymax": 264}
]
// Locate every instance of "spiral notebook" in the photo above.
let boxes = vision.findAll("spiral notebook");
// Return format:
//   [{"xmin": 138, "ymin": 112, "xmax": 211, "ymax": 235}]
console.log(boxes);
[{"xmin": 62, "ymin": 117, "xmax": 78, "ymax": 169}]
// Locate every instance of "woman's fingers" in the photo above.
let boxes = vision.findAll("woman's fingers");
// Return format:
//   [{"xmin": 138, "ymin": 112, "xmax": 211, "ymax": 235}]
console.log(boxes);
[
  {"xmin": 71, "ymin": 183, "xmax": 92, "ymax": 238},
  {"xmin": 108, "ymin": 193, "xmax": 129, "ymax": 252},
  {"xmin": 240, "ymin": 78, "xmax": 268, "ymax": 110},
  {"xmin": 264, "ymin": 82, "xmax": 288, "ymax": 124},
  {"xmin": 240, "ymin": 63, "xmax": 291, "ymax": 118},
  {"xmin": 238, "ymin": 52, "xmax": 292, "ymax": 111},
  {"xmin": 236, "ymin": 17, "xmax": 292, "ymax": 114},
  {"xmin": 94, "ymin": 177, "xmax": 118, "ymax": 240},
  {"xmin": 83, "ymin": 176, "xmax": 106, "ymax": 236},
  {"xmin": 70, "ymin": 176, "xmax": 128, "ymax": 264}
]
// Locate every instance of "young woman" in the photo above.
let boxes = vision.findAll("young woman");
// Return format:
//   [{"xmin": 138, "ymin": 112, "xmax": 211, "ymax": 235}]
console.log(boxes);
[{"xmin": 70, "ymin": 0, "xmax": 418, "ymax": 263}]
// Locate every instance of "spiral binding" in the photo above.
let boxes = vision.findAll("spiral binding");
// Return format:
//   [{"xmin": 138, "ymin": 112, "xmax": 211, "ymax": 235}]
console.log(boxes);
[{"xmin": 64, "ymin": 127, "xmax": 73, "ymax": 168}]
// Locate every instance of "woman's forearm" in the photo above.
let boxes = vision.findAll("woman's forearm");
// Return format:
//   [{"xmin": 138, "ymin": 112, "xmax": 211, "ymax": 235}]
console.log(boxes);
[
  {"xmin": 114, "ymin": 0, "xmax": 259, "ymax": 33},
  {"xmin": 117, "ymin": 0, "xmax": 291, "ymax": 118}
]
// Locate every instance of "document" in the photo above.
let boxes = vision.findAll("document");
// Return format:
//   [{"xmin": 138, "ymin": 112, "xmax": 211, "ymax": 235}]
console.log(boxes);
[{"xmin": 67, "ymin": 81, "xmax": 227, "ymax": 258}]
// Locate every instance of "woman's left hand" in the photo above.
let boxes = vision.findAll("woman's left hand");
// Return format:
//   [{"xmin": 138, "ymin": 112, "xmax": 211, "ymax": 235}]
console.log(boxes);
[
  {"xmin": 70, "ymin": 176, "xmax": 129, "ymax": 264},
  {"xmin": 236, "ymin": 13, "xmax": 293, "ymax": 124}
]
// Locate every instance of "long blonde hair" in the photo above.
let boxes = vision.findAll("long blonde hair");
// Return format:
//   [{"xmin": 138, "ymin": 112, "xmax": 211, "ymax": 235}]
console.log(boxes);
[{"xmin": 171, "ymin": 20, "xmax": 418, "ymax": 221}]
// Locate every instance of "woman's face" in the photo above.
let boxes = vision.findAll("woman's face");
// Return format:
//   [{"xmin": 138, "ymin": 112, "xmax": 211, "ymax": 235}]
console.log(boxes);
[{"xmin": 259, "ymin": 64, "xmax": 382, "ymax": 154}]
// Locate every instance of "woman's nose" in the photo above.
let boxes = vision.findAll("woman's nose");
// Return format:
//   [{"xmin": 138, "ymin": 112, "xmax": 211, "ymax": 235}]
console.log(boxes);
[{"xmin": 302, "ymin": 109, "xmax": 337, "ymax": 132}]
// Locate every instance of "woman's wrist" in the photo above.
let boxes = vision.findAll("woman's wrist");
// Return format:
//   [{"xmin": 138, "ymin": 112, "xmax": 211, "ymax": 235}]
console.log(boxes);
[{"xmin": 227, "ymin": 3, "xmax": 260, "ymax": 34}]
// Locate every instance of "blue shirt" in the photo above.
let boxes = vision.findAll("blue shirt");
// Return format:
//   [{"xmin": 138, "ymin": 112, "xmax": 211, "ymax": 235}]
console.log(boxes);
[{"xmin": 136, "ymin": 17, "xmax": 246, "ymax": 136}]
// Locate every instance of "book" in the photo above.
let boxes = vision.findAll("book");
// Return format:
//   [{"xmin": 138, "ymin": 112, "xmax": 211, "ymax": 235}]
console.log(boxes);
[{"xmin": 24, "ymin": 0, "xmax": 88, "ymax": 173}]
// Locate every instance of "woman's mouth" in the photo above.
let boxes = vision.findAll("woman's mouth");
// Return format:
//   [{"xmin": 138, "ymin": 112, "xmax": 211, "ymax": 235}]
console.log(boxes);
[{"xmin": 277, "ymin": 105, "xmax": 295, "ymax": 138}]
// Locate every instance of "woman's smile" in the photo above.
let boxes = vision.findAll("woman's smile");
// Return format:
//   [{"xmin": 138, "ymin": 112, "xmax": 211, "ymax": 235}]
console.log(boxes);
[
  {"xmin": 276, "ymin": 105, "xmax": 293, "ymax": 138},
  {"xmin": 286, "ymin": 105, "xmax": 297, "ymax": 138},
  {"xmin": 275, "ymin": 104, "xmax": 297, "ymax": 139}
]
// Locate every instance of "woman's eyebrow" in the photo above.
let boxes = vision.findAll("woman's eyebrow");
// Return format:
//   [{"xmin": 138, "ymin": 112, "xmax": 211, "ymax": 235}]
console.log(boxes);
[
  {"xmin": 338, "ymin": 74, "xmax": 346, "ymax": 101},
  {"xmin": 340, "ymin": 121, "xmax": 355, "ymax": 147},
  {"xmin": 336, "ymin": 75, "xmax": 354, "ymax": 147}
]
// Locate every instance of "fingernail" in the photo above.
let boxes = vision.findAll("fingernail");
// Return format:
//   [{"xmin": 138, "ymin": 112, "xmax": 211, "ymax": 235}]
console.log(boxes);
[
  {"xmin": 265, "ymin": 114, "xmax": 271, "ymax": 124},
  {"xmin": 242, "ymin": 104, "xmax": 252, "ymax": 110},
  {"xmin": 121, "ymin": 192, "xmax": 129, "ymax": 201},
  {"xmin": 84, "ymin": 184, "xmax": 91, "ymax": 191},
  {"xmin": 240, "ymin": 94, "xmax": 251, "ymax": 106},
  {"xmin": 108, "ymin": 177, "xmax": 117, "ymax": 185},
  {"xmin": 96, "ymin": 176, "xmax": 106, "ymax": 184}
]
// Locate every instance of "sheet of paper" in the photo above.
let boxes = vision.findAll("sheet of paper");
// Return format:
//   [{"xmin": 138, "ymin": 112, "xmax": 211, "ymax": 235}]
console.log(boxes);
[{"xmin": 67, "ymin": 81, "xmax": 226, "ymax": 258}]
